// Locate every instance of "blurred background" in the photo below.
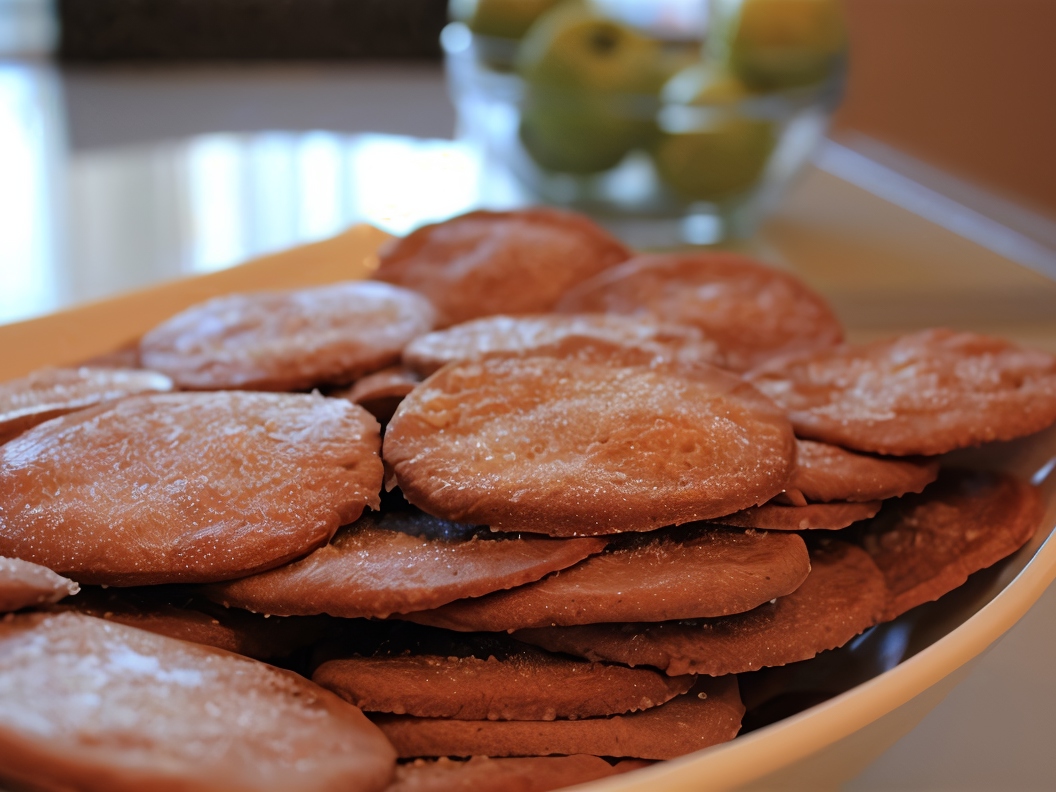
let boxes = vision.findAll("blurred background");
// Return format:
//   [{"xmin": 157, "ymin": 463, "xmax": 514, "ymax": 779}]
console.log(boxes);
[{"xmin": 1, "ymin": 2, "xmax": 1056, "ymax": 789}]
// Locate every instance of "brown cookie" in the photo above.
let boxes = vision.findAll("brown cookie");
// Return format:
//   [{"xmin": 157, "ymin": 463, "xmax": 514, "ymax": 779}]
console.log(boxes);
[
  {"xmin": 140, "ymin": 280, "xmax": 436, "ymax": 391},
  {"xmin": 859, "ymin": 469, "xmax": 1043, "ymax": 620},
  {"xmin": 0, "ymin": 366, "xmax": 172, "ymax": 444},
  {"xmin": 0, "ymin": 556, "xmax": 79, "ymax": 612},
  {"xmin": 314, "ymin": 625, "xmax": 694, "ymax": 720},
  {"xmin": 515, "ymin": 541, "xmax": 887, "ymax": 677},
  {"xmin": 0, "ymin": 391, "xmax": 382, "ymax": 586},
  {"xmin": 51, "ymin": 587, "xmax": 330, "ymax": 661},
  {"xmin": 0, "ymin": 612, "xmax": 395, "ymax": 792},
  {"xmin": 373, "ymin": 677, "xmax": 743, "ymax": 760},
  {"xmin": 384, "ymin": 341, "xmax": 796, "ymax": 536},
  {"xmin": 401, "ymin": 314, "xmax": 724, "ymax": 377},
  {"xmin": 713, "ymin": 500, "xmax": 882, "ymax": 531},
  {"xmin": 780, "ymin": 439, "xmax": 940, "ymax": 504},
  {"xmin": 555, "ymin": 252, "xmax": 844, "ymax": 372},
  {"xmin": 77, "ymin": 341, "xmax": 142, "ymax": 369},
  {"xmin": 401, "ymin": 527, "xmax": 810, "ymax": 631},
  {"xmin": 373, "ymin": 208, "xmax": 630, "ymax": 327},
  {"xmin": 389, "ymin": 755, "xmax": 622, "ymax": 792},
  {"xmin": 203, "ymin": 510, "xmax": 605, "ymax": 618},
  {"xmin": 338, "ymin": 367, "xmax": 422, "ymax": 424},
  {"xmin": 748, "ymin": 329, "xmax": 1056, "ymax": 455}
]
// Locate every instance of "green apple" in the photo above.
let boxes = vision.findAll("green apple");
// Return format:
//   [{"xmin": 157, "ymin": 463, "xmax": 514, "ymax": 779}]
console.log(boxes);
[
  {"xmin": 453, "ymin": 0, "xmax": 569, "ymax": 41},
  {"xmin": 515, "ymin": 5, "xmax": 672, "ymax": 174},
  {"xmin": 652, "ymin": 64, "xmax": 776, "ymax": 201},
  {"xmin": 709, "ymin": 0, "xmax": 847, "ymax": 90}
]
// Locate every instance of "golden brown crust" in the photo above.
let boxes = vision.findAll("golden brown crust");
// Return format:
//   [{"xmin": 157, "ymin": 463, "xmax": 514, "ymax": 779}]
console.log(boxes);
[
  {"xmin": 201, "ymin": 511, "xmax": 606, "ymax": 618},
  {"xmin": 0, "ymin": 392, "xmax": 382, "ymax": 585},
  {"xmin": 748, "ymin": 329, "xmax": 1056, "ymax": 455},
  {"xmin": 372, "ymin": 677, "xmax": 743, "ymax": 760},
  {"xmin": 374, "ymin": 208, "xmax": 631, "ymax": 327},
  {"xmin": 400, "ymin": 527, "xmax": 810, "ymax": 631},
  {"xmin": 782, "ymin": 439, "xmax": 940, "ymax": 503},
  {"xmin": 713, "ymin": 500, "xmax": 882, "ymax": 531},
  {"xmin": 0, "ymin": 612, "xmax": 396, "ymax": 792},
  {"xmin": 384, "ymin": 342, "xmax": 796, "ymax": 536},
  {"xmin": 860, "ymin": 469, "xmax": 1043, "ymax": 620},
  {"xmin": 0, "ymin": 556, "xmax": 79, "ymax": 612},
  {"xmin": 516, "ymin": 542, "xmax": 887, "ymax": 676},
  {"xmin": 140, "ymin": 281, "xmax": 436, "ymax": 391},
  {"xmin": 555, "ymin": 252, "xmax": 843, "ymax": 371}
]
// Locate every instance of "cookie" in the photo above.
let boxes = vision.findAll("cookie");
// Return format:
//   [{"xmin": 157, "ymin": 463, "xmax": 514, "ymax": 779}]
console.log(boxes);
[
  {"xmin": 0, "ymin": 391, "xmax": 382, "ymax": 585},
  {"xmin": 372, "ymin": 677, "xmax": 743, "ymax": 760},
  {"xmin": 203, "ymin": 510, "xmax": 605, "ymax": 618},
  {"xmin": 780, "ymin": 439, "xmax": 940, "ymax": 504},
  {"xmin": 859, "ymin": 469, "xmax": 1043, "ymax": 620},
  {"xmin": 555, "ymin": 252, "xmax": 844, "ymax": 371},
  {"xmin": 0, "ymin": 612, "xmax": 395, "ymax": 792},
  {"xmin": 0, "ymin": 556, "xmax": 79, "ymax": 612},
  {"xmin": 140, "ymin": 280, "xmax": 436, "ymax": 391},
  {"xmin": 314, "ymin": 624, "xmax": 694, "ymax": 720},
  {"xmin": 338, "ymin": 367, "xmax": 422, "ymax": 423},
  {"xmin": 373, "ymin": 208, "xmax": 630, "ymax": 327},
  {"xmin": 0, "ymin": 366, "xmax": 172, "ymax": 444},
  {"xmin": 748, "ymin": 329, "xmax": 1056, "ymax": 455},
  {"xmin": 389, "ymin": 755, "xmax": 623, "ymax": 792},
  {"xmin": 52, "ymin": 587, "xmax": 330, "ymax": 661},
  {"xmin": 401, "ymin": 314, "xmax": 723, "ymax": 377},
  {"xmin": 713, "ymin": 500, "xmax": 882, "ymax": 531},
  {"xmin": 384, "ymin": 341, "xmax": 796, "ymax": 535},
  {"xmin": 515, "ymin": 541, "xmax": 887, "ymax": 676},
  {"xmin": 401, "ymin": 526, "xmax": 810, "ymax": 631}
]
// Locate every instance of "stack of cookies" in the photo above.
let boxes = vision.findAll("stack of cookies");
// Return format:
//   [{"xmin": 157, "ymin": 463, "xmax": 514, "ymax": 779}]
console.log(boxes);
[{"xmin": 0, "ymin": 206, "xmax": 1053, "ymax": 792}]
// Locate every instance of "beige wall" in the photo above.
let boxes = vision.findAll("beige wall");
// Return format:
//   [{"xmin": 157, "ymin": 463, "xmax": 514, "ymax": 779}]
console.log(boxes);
[{"xmin": 834, "ymin": 0, "xmax": 1056, "ymax": 215}]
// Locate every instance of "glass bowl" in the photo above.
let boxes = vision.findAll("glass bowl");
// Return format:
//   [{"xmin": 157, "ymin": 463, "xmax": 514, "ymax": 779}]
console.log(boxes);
[{"xmin": 442, "ymin": 21, "xmax": 845, "ymax": 245}]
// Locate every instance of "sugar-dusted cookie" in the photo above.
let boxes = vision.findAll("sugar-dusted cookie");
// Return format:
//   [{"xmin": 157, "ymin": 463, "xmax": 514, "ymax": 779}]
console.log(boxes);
[
  {"xmin": 748, "ymin": 329, "xmax": 1056, "ymax": 456},
  {"xmin": 338, "ymin": 366, "xmax": 422, "ymax": 423},
  {"xmin": 401, "ymin": 314, "xmax": 723, "ymax": 377},
  {"xmin": 202, "ymin": 510, "xmax": 606, "ymax": 618},
  {"xmin": 781, "ymin": 439, "xmax": 940, "ymax": 504},
  {"xmin": 384, "ymin": 341, "xmax": 796, "ymax": 536},
  {"xmin": 372, "ymin": 677, "xmax": 742, "ymax": 760},
  {"xmin": 860, "ymin": 469, "xmax": 1042, "ymax": 620},
  {"xmin": 713, "ymin": 500, "xmax": 882, "ymax": 531},
  {"xmin": 389, "ymin": 755, "xmax": 623, "ymax": 792},
  {"xmin": 0, "ymin": 366, "xmax": 172, "ymax": 444},
  {"xmin": 373, "ymin": 208, "xmax": 630, "ymax": 327},
  {"xmin": 555, "ymin": 252, "xmax": 843, "ymax": 372},
  {"xmin": 52, "ymin": 587, "xmax": 329, "ymax": 661},
  {"xmin": 0, "ymin": 612, "xmax": 395, "ymax": 792},
  {"xmin": 314, "ymin": 624, "xmax": 694, "ymax": 720},
  {"xmin": 140, "ymin": 281, "xmax": 436, "ymax": 391},
  {"xmin": 516, "ymin": 541, "xmax": 887, "ymax": 676},
  {"xmin": 401, "ymin": 526, "xmax": 810, "ymax": 631},
  {"xmin": 0, "ymin": 556, "xmax": 78, "ymax": 612},
  {"xmin": 0, "ymin": 391, "xmax": 382, "ymax": 585}
]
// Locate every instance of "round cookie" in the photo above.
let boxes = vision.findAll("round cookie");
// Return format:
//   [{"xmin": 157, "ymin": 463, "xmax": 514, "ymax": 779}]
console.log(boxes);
[
  {"xmin": 748, "ymin": 329, "xmax": 1056, "ymax": 456},
  {"xmin": 401, "ymin": 313, "xmax": 724, "ymax": 377},
  {"xmin": 0, "ymin": 391, "xmax": 383, "ymax": 585},
  {"xmin": 781, "ymin": 439, "xmax": 940, "ymax": 504},
  {"xmin": 0, "ymin": 612, "xmax": 395, "ymax": 792},
  {"xmin": 384, "ymin": 341, "xmax": 797, "ymax": 536},
  {"xmin": 0, "ymin": 366, "xmax": 172, "ymax": 444},
  {"xmin": 0, "ymin": 556, "xmax": 79, "ymax": 612},
  {"xmin": 372, "ymin": 676, "xmax": 743, "ymax": 760},
  {"xmin": 373, "ymin": 208, "xmax": 631, "ymax": 327},
  {"xmin": 314, "ymin": 625, "xmax": 695, "ymax": 720},
  {"xmin": 338, "ymin": 367, "xmax": 422, "ymax": 424},
  {"xmin": 389, "ymin": 755, "xmax": 624, "ymax": 792},
  {"xmin": 140, "ymin": 280, "xmax": 436, "ymax": 391},
  {"xmin": 202, "ymin": 510, "xmax": 606, "ymax": 618},
  {"xmin": 860, "ymin": 469, "xmax": 1042, "ymax": 620},
  {"xmin": 713, "ymin": 500, "xmax": 882, "ymax": 531},
  {"xmin": 515, "ymin": 541, "xmax": 887, "ymax": 676},
  {"xmin": 400, "ymin": 526, "xmax": 810, "ymax": 631},
  {"xmin": 555, "ymin": 252, "xmax": 844, "ymax": 371}
]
